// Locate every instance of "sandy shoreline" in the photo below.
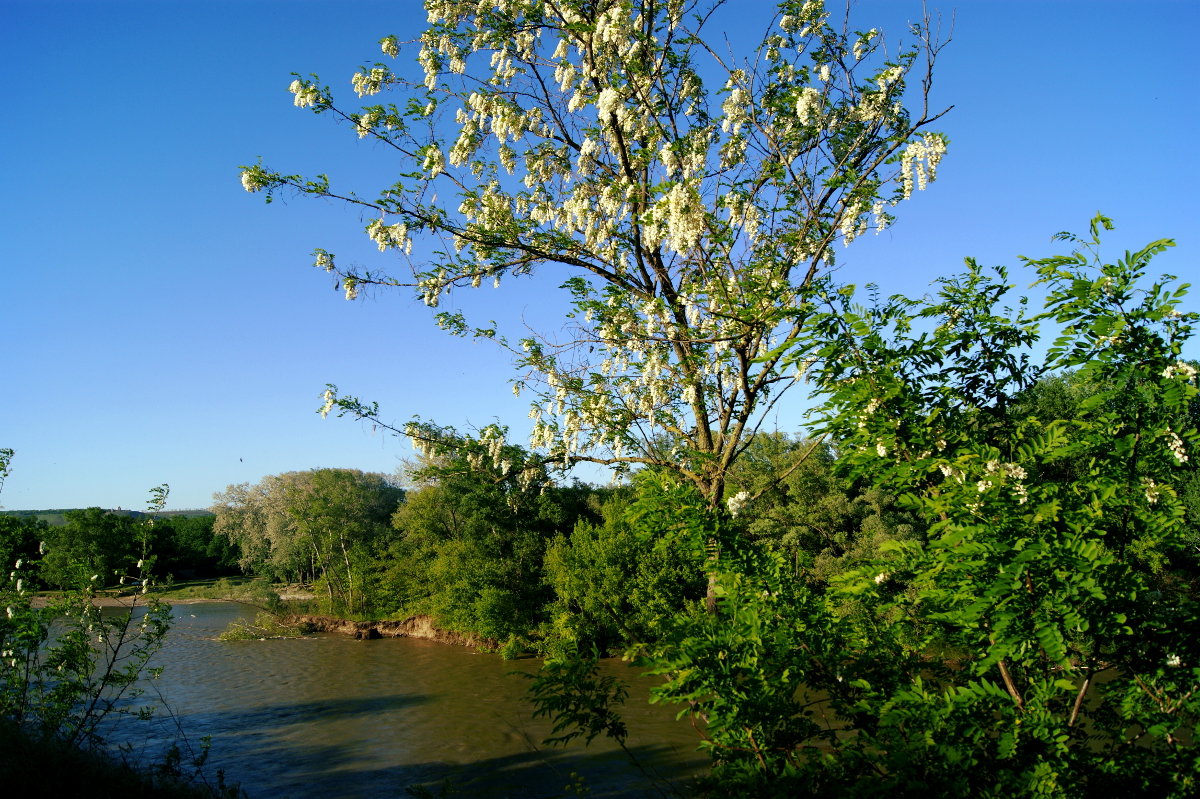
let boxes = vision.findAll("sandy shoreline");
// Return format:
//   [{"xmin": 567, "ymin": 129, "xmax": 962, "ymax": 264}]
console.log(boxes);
[{"xmin": 30, "ymin": 592, "xmax": 317, "ymax": 608}]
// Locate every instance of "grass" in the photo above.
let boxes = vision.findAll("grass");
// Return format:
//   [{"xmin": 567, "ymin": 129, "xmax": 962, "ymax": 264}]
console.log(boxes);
[{"xmin": 154, "ymin": 576, "xmax": 277, "ymax": 603}]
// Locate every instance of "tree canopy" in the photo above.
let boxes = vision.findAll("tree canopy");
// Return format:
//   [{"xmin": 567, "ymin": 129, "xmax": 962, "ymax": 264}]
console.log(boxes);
[
  {"xmin": 243, "ymin": 0, "xmax": 950, "ymax": 503},
  {"xmin": 212, "ymin": 468, "xmax": 403, "ymax": 612}
]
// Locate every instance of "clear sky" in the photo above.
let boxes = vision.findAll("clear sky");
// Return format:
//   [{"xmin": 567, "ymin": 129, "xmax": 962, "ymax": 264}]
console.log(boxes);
[{"xmin": 2, "ymin": 0, "xmax": 1196, "ymax": 511}]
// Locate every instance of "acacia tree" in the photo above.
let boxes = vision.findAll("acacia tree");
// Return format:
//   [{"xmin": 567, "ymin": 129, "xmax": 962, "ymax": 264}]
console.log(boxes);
[{"xmin": 241, "ymin": 0, "xmax": 950, "ymax": 505}]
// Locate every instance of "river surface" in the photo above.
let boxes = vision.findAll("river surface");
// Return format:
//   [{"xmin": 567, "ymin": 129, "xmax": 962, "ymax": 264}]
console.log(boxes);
[{"xmin": 108, "ymin": 603, "xmax": 707, "ymax": 798}]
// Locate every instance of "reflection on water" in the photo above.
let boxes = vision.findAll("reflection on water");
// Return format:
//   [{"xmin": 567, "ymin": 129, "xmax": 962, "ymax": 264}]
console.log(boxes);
[{"xmin": 112, "ymin": 603, "xmax": 705, "ymax": 798}]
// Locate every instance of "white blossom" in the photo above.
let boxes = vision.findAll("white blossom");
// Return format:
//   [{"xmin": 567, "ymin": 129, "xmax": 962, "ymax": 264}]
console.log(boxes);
[
  {"xmin": 288, "ymin": 79, "xmax": 323, "ymax": 108},
  {"xmin": 1143, "ymin": 478, "xmax": 1161, "ymax": 505},
  {"xmin": 240, "ymin": 169, "xmax": 262, "ymax": 193},
  {"xmin": 795, "ymin": 87, "xmax": 822, "ymax": 126},
  {"xmin": 726, "ymin": 491, "xmax": 751, "ymax": 517},
  {"xmin": 1162, "ymin": 362, "xmax": 1198, "ymax": 380},
  {"xmin": 1166, "ymin": 428, "xmax": 1189, "ymax": 464},
  {"xmin": 351, "ymin": 67, "xmax": 389, "ymax": 97}
]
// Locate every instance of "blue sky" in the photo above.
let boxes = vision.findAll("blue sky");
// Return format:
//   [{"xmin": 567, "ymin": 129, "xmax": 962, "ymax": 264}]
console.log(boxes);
[{"xmin": 3, "ymin": 0, "xmax": 1196, "ymax": 511}]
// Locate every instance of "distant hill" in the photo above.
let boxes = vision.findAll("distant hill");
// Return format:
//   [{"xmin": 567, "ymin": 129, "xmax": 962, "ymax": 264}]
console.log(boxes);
[{"xmin": 0, "ymin": 508, "xmax": 214, "ymax": 526}]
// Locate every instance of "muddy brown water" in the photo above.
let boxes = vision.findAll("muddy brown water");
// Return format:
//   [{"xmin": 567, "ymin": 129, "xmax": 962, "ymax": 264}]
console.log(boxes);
[{"xmin": 106, "ymin": 603, "xmax": 707, "ymax": 798}]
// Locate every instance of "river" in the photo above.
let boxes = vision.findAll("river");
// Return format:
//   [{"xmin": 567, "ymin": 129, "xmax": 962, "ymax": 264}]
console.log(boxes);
[{"xmin": 108, "ymin": 603, "xmax": 708, "ymax": 798}]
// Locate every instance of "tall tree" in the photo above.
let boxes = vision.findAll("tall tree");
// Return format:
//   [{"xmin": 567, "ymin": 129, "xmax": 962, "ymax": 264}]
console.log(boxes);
[
  {"xmin": 212, "ymin": 469, "xmax": 403, "ymax": 611},
  {"xmin": 242, "ymin": 0, "xmax": 950, "ymax": 505}
]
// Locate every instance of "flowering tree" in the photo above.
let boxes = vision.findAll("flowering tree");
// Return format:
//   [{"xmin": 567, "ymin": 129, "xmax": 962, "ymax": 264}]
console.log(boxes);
[{"xmin": 241, "ymin": 0, "xmax": 949, "ymax": 504}]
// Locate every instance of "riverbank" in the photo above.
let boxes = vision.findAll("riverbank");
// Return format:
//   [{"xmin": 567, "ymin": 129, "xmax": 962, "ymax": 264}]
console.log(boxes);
[
  {"xmin": 291, "ymin": 613, "xmax": 498, "ymax": 649},
  {"xmin": 30, "ymin": 578, "xmax": 317, "ymax": 608}
]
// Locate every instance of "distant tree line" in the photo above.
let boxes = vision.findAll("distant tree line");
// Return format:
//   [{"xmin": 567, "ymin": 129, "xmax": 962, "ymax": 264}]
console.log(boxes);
[{"xmin": 0, "ymin": 510, "xmax": 238, "ymax": 591}]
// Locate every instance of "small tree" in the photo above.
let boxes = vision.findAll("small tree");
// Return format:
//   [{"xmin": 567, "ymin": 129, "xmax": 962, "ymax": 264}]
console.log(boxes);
[
  {"xmin": 1, "ymin": 477, "xmax": 174, "ymax": 752},
  {"xmin": 242, "ymin": 0, "xmax": 950, "ymax": 506}
]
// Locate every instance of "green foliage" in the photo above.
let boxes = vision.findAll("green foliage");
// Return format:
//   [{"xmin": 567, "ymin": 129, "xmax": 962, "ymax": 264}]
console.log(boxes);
[
  {"xmin": 379, "ymin": 444, "xmax": 600, "ymax": 643},
  {"xmin": 724, "ymin": 433, "xmax": 924, "ymax": 585},
  {"xmin": 788, "ymin": 217, "xmax": 1199, "ymax": 795},
  {"xmin": 38, "ymin": 507, "xmax": 142, "ymax": 589},
  {"xmin": 153, "ymin": 515, "xmax": 240, "ymax": 579},
  {"xmin": 531, "ymin": 218, "xmax": 1200, "ymax": 796},
  {"xmin": 0, "ymin": 514, "xmax": 48, "ymax": 580},
  {"xmin": 543, "ymin": 478, "xmax": 707, "ymax": 654},
  {"xmin": 212, "ymin": 468, "xmax": 403, "ymax": 614},
  {"xmin": 527, "ymin": 647, "xmax": 629, "ymax": 747},
  {"xmin": 1, "ymin": 483, "xmax": 173, "ymax": 751}
]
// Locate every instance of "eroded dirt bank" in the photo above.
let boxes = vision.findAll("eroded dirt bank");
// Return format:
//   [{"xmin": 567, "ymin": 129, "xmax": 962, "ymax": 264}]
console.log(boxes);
[{"xmin": 290, "ymin": 614, "xmax": 497, "ymax": 649}]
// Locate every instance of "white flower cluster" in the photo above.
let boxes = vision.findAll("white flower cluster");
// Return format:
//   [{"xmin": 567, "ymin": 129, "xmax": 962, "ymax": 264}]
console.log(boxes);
[
  {"xmin": 853, "ymin": 29, "xmax": 879, "ymax": 61},
  {"xmin": 464, "ymin": 427, "xmax": 513, "ymax": 475},
  {"xmin": 314, "ymin": 250, "xmax": 336, "ymax": 272},
  {"xmin": 240, "ymin": 167, "xmax": 267, "ymax": 193},
  {"xmin": 644, "ymin": 182, "xmax": 706, "ymax": 254},
  {"xmin": 351, "ymin": 67, "xmax": 389, "ymax": 98},
  {"xmin": 1162, "ymin": 362, "xmax": 1198, "ymax": 381},
  {"xmin": 1143, "ymin": 478, "xmax": 1162, "ymax": 505},
  {"xmin": 783, "ymin": 0, "xmax": 828, "ymax": 38},
  {"xmin": 839, "ymin": 198, "xmax": 869, "ymax": 245},
  {"xmin": 319, "ymin": 388, "xmax": 336, "ymax": 419},
  {"xmin": 726, "ymin": 491, "xmax": 750, "ymax": 517},
  {"xmin": 287, "ymin": 79, "xmax": 323, "ymax": 108},
  {"xmin": 366, "ymin": 218, "xmax": 412, "ymax": 254},
  {"xmin": 1165, "ymin": 428, "xmax": 1189, "ymax": 464},
  {"xmin": 721, "ymin": 78, "xmax": 752, "ymax": 135},
  {"xmin": 980, "ymin": 459, "xmax": 1029, "ymax": 504},
  {"xmin": 899, "ymin": 133, "xmax": 947, "ymax": 200},
  {"xmin": 356, "ymin": 111, "xmax": 380, "ymax": 139},
  {"xmin": 794, "ymin": 87, "xmax": 822, "ymax": 126}
]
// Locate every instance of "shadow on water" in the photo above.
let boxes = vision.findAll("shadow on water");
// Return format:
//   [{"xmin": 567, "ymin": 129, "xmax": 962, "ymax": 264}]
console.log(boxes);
[
  {"xmin": 300, "ymin": 743, "xmax": 704, "ymax": 799},
  {"xmin": 128, "ymin": 693, "xmax": 701, "ymax": 798},
  {"xmin": 103, "ymin": 605, "xmax": 706, "ymax": 798}
]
